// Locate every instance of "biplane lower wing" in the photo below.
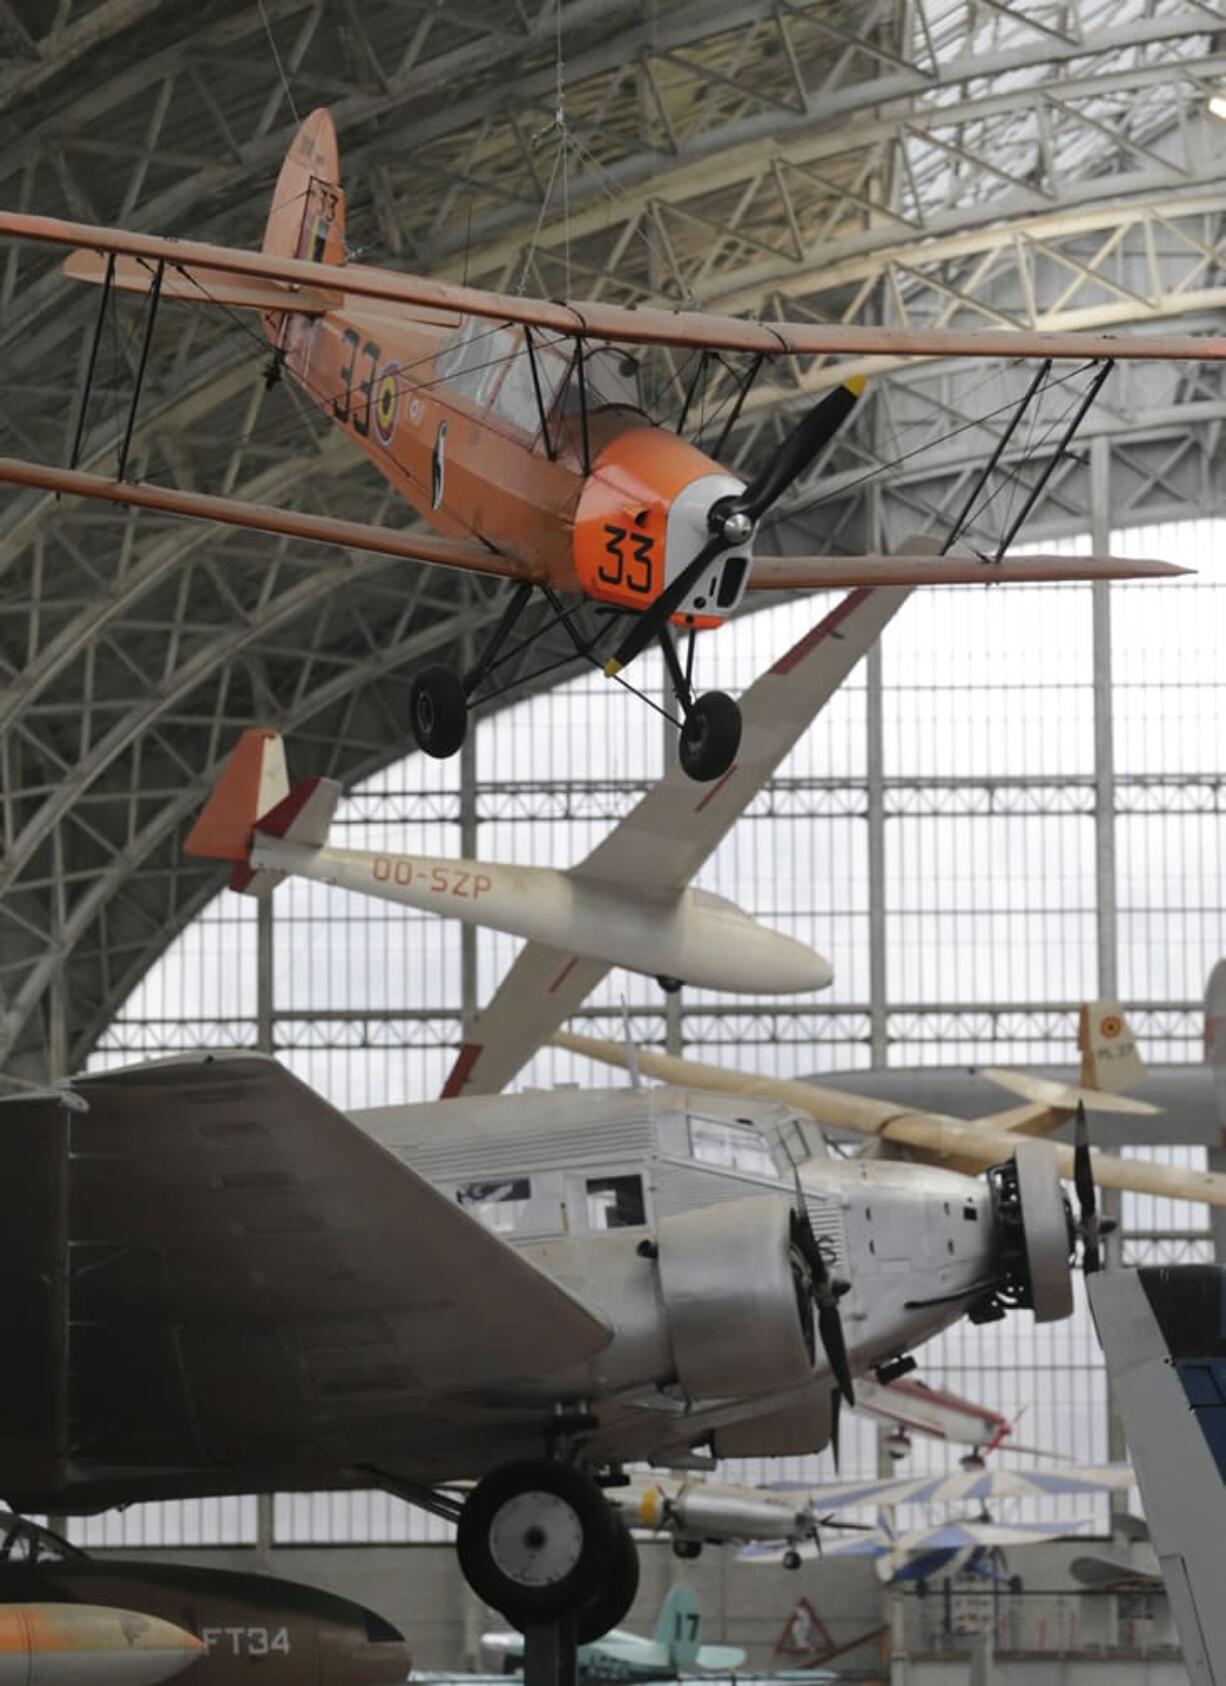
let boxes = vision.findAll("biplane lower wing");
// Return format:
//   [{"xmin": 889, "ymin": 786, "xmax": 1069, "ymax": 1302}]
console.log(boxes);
[
  {"xmin": 5, "ymin": 210, "xmax": 1226, "ymax": 363},
  {"xmin": 747, "ymin": 553, "xmax": 1189, "ymax": 589},
  {"xmin": 0, "ymin": 458, "xmax": 539, "ymax": 581}
]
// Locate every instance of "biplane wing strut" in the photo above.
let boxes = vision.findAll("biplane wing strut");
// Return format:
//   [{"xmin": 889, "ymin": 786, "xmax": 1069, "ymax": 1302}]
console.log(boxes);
[{"xmin": 6, "ymin": 209, "xmax": 1226, "ymax": 364}]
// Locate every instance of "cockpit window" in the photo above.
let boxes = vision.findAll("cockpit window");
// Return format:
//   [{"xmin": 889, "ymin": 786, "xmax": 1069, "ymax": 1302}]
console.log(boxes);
[
  {"xmin": 689, "ymin": 1117, "xmax": 777, "ymax": 1179},
  {"xmin": 456, "ymin": 1177, "xmax": 531, "ymax": 1233},
  {"xmin": 586, "ymin": 1174, "xmax": 646, "ymax": 1230}
]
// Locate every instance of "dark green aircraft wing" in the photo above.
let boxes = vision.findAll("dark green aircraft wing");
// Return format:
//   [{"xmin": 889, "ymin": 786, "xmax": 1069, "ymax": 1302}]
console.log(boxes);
[{"xmin": 0, "ymin": 1056, "xmax": 611, "ymax": 1509}]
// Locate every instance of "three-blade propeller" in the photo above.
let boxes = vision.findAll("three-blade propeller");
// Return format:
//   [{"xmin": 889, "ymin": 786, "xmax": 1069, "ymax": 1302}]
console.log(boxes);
[{"xmin": 606, "ymin": 378, "xmax": 865, "ymax": 675}]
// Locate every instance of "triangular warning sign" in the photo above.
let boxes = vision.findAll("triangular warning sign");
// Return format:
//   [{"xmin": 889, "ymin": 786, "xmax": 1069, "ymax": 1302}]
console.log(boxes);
[{"xmin": 775, "ymin": 1597, "xmax": 833, "ymax": 1659}]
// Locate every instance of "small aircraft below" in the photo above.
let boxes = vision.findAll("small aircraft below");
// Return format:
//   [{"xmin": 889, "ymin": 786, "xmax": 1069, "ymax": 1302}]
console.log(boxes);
[
  {"xmin": 618, "ymin": 1461, "xmax": 1131, "ymax": 1571},
  {"xmin": 0, "ymin": 1510, "xmax": 410, "ymax": 1686},
  {"xmin": 745, "ymin": 1513, "xmax": 1094, "ymax": 1588},
  {"xmin": 483, "ymin": 1585, "xmax": 745, "ymax": 1683},
  {"xmin": 0, "ymin": 110, "xmax": 1208, "ymax": 780}
]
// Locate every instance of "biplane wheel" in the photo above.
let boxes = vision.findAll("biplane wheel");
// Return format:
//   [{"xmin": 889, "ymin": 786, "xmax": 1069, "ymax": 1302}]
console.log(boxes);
[
  {"xmin": 410, "ymin": 665, "xmax": 468, "ymax": 759},
  {"xmin": 575, "ymin": 1514, "xmax": 640, "ymax": 1643},
  {"xmin": 456, "ymin": 1459, "xmax": 617, "ymax": 1626},
  {"xmin": 678, "ymin": 691, "xmax": 742, "ymax": 783}
]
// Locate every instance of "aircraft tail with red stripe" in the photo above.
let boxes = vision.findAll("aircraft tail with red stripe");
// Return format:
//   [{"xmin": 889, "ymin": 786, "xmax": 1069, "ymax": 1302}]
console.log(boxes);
[{"xmin": 185, "ymin": 728, "xmax": 340, "ymax": 895}]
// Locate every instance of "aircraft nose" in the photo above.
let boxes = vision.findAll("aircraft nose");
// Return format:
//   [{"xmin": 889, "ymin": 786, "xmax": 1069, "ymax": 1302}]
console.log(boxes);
[{"xmin": 14, "ymin": 1605, "xmax": 205, "ymax": 1686}]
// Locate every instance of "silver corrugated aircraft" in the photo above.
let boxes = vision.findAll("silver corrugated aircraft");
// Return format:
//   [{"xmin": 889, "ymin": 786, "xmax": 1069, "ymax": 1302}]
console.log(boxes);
[{"xmin": 2, "ymin": 997, "xmax": 1222, "ymax": 1642}]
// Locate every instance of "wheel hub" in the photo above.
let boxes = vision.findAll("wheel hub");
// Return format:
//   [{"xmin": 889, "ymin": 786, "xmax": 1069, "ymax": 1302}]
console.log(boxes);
[{"xmin": 489, "ymin": 1490, "xmax": 585, "ymax": 1589}]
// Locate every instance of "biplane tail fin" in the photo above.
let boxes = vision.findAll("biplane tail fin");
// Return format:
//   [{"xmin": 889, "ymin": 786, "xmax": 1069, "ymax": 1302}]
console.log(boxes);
[{"xmin": 263, "ymin": 107, "xmax": 347, "ymax": 270}]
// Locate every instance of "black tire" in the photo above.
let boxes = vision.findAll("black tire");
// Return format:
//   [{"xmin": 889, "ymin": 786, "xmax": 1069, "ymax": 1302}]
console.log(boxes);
[
  {"xmin": 456, "ymin": 1460, "xmax": 618, "ymax": 1625},
  {"xmin": 678, "ymin": 691, "xmax": 742, "ymax": 783},
  {"xmin": 783, "ymin": 1548, "xmax": 802, "ymax": 1572},
  {"xmin": 410, "ymin": 665, "xmax": 468, "ymax": 759},
  {"xmin": 575, "ymin": 1514, "xmax": 640, "ymax": 1644},
  {"xmin": 672, "ymin": 1538, "xmax": 702, "ymax": 1560}
]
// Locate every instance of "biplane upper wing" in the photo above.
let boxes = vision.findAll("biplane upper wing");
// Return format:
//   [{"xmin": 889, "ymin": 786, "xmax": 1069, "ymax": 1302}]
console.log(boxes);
[
  {"xmin": 0, "ymin": 1054, "xmax": 611, "ymax": 1510},
  {"xmin": 5, "ymin": 210, "xmax": 1226, "ymax": 363},
  {"xmin": 441, "ymin": 585, "xmax": 909, "ymax": 1098},
  {"xmin": 0, "ymin": 457, "xmax": 538, "ymax": 582}
]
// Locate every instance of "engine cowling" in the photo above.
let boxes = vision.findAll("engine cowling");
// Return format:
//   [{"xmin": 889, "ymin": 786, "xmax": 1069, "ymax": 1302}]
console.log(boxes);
[
  {"xmin": 984, "ymin": 1139, "xmax": 1075, "ymax": 1323},
  {"xmin": 655, "ymin": 1193, "xmax": 813, "ymax": 1401}
]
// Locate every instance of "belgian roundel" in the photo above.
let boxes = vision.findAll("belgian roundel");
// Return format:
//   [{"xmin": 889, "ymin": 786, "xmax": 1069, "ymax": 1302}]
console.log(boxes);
[{"xmin": 374, "ymin": 363, "xmax": 401, "ymax": 447}]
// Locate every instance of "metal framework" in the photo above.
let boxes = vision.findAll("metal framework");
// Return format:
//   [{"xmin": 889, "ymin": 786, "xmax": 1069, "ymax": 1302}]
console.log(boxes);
[{"xmin": 2, "ymin": 0, "xmax": 1226, "ymax": 1089}]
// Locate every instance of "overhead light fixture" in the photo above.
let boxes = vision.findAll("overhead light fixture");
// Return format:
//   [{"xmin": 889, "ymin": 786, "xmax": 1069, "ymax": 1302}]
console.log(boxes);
[{"xmin": 1208, "ymin": 91, "xmax": 1226, "ymax": 121}]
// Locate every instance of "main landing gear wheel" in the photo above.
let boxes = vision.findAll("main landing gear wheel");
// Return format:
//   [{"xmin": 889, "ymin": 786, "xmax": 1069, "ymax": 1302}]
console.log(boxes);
[
  {"xmin": 456, "ymin": 1460, "xmax": 618, "ymax": 1627},
  {"xmin": 410, "ymin": 665, "xmax": 468, "ymax": 759},
  {"xmin": 678, "ymin": 691, "xmax": 742, "ymax": 783},
  {"xmin": 575, "ymin": 1513, "xmax": 640, "ymax": 1644}
]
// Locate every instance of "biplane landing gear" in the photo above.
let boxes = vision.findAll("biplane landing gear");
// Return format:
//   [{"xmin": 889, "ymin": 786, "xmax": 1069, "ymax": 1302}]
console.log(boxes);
[
  {"xmin": 410, "ymin": 665, "xmax": 468, "ymax": 759},
  {"xmin": 678, "ymin": 691, "xmax": 741, "ymax": 783},
  {"xmin": 456, "ymin": 1459, "xmax": 638, "ymax": 1641}
]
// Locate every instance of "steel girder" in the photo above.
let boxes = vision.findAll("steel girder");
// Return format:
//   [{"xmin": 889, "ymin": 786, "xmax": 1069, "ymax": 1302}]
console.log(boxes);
[{"xmin": 2, "ymin": 0, "xmax": 1226, "ymax": 1082}]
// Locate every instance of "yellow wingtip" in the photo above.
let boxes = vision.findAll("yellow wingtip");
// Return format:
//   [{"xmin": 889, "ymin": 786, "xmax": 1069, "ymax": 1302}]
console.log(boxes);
[
  {"xmin": 603, "ymin": 658, "xmax": 623, "ymax": 677},
  {"xmin": 843, "ymin": 373, "xmax": 867, "ymax": 397}
]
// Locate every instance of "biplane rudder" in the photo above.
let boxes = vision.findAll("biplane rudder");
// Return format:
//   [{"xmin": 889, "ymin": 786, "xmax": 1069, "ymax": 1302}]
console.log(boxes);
[{"xmin": 261, "ymin": 109, "xmax": 346, "ymax": 336}]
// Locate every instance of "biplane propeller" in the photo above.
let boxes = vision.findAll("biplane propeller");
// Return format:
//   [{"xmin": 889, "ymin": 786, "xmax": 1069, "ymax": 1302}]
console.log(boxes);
[{"xmin": 0, "ymin": 109, "xmax": 1214, "ymax": 780}]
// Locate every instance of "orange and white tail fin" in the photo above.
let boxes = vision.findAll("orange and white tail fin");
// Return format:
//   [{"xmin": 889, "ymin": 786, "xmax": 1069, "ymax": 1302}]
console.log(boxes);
[
  {"xmin": 263, "ymin": 108, "xmax": 346, "ymax": 268},
  {"xmin": 1078, "ymin": 1001, "xmax": 1145, "ymax": 1094},
  {"xmin": 184, "ymin": 728, "xmax": 339, "ymax": 896}
]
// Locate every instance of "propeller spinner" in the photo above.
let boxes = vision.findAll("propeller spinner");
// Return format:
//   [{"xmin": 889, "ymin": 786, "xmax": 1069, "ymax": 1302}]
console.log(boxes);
[{"xmin": 606, "ymin": 376, "xmax": 866, "ymax": 676}]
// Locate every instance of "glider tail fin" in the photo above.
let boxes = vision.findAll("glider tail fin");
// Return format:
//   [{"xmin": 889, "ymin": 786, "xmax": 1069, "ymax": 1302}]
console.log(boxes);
[
  {"xmin": 184, "ymin": 728, "xmax": 340, "ymax": 896},
  {"xmin": 263, "ymin": 107, "xmax": 347, "ymax": 279},
  {"xmin": 1078, "ymin": 1001, "xmax": 1145, "ymax": 1094},
  {"xmin": 655, "ymin": 1585, "xmax": 701, "ymax": 1670}
]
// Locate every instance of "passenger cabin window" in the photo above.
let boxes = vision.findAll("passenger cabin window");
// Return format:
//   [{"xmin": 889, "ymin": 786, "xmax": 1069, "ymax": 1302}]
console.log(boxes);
[
  {"xmin": 689, "ymin": 1117, "xmax": 776, "ymax": 1179},
  {"xmin": 586, "ymin": 1174, "xmax": 646, "ymax": 1230},
  {"xmin": 456, "ymin": 1177, "xmax": 531, "ymax": 1234}
]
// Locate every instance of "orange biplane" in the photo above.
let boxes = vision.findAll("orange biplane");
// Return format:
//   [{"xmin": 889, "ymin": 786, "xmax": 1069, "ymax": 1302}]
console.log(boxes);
[{"xmin": 0, "ymin": 109, "xmax": 1217, "ymax": 779}]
